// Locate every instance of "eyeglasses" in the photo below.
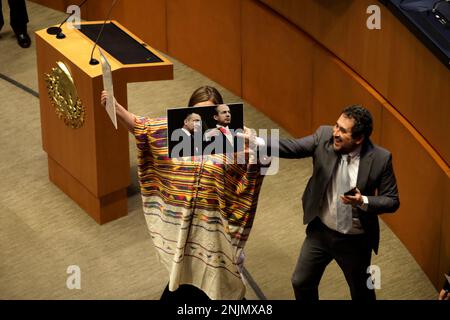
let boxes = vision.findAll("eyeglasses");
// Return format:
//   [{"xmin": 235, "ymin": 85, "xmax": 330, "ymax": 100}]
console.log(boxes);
[{"xmin": 432, "ymin": 0, "xmax": 450, "ymax": 27}]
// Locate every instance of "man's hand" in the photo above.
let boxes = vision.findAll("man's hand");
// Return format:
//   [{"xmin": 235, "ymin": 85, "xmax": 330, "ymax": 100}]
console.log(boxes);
[
  {"xmin": 236, "ymin": 126, "xmax": 272, "ymax": 165},
  {"xmin": 235, "ymin": 126, "xmax": 257, "ymax": 164},
  {"xmin": 341, "ymin": 187, "xmax": 364, "ymax": 207}
]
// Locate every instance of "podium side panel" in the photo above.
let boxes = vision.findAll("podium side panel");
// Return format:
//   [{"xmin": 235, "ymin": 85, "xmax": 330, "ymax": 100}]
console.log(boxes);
[
  {"xmin": 35, "ymin": 35, "xmax": 97, "ymax": 191},
  {"xmin": 35, "ymin": 32, "xmax": 130, "ymax": 224},
  {"xmin": 92, "ymin": 76, "xmax": 131, "ymax": 197}
]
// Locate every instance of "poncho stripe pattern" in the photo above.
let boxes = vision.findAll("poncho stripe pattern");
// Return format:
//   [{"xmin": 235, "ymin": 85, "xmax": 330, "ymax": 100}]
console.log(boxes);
[{"xmin": 134, "ymin": 116, "xmax": 265, "ymax": 300}]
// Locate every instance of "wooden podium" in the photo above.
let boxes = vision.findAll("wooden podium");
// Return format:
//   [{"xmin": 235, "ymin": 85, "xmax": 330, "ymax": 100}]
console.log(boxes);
[{"xmin": 35, "ymin": 21, "xmax": 173, "ymax": 224}]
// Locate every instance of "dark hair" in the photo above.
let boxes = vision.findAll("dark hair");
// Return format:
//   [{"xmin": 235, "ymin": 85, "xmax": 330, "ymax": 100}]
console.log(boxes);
[
  {"xmin": 214, "ymin": 105, "xmax": 221, "ymax": 116},
  {"xmin": 182, "ymin": 112, "xmax": 200, "ymax": 129},
  {"xmin": 184, "ymin": 112, "xmax": 199, "ymax": 121},
  {"xmin": 188, "ymin": 85, "xmax": 223, "ymax": 107},
  {"xmin": 342, "ymin": 105, "xmax": 373, "ymax": 139}
]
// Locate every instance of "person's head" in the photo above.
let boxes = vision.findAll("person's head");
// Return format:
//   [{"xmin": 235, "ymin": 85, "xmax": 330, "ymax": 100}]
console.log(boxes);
[
  {"xmin": 188, "ymin": 85, "xmax": 223, "ymax": 107},
  {"xmin": 183, "ymin": 113, "xmax": 202, "ymax": 133},
  {"xmin": 333, "ymin": 105, "xmax": 373, "ymax": 153},
  {"xmin": 214, "ymin": 104, "xmax": 231, "ymax": 127}
]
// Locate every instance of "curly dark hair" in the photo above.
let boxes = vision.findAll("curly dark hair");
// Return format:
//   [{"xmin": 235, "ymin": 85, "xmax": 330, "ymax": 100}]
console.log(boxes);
[{"xmin": 342, "ymin": 105, "xmax": 373, "ymax": 139}]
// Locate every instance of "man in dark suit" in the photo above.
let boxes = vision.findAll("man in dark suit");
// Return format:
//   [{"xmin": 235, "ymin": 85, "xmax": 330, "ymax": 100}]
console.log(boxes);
[
  {"xmin": 273, "ymin": 105, "xmax": 399, "ymax": 300},
  {"xmin": 0, "ymin": 0, "xmax": 31, "ymax": 48},
  {"xmin": 171, "ymin": 112, "xmax": 202, "ymax": 158},
  {"xmin": 205, "ymin": 104, "xmax": 239, "ymax": 155}
]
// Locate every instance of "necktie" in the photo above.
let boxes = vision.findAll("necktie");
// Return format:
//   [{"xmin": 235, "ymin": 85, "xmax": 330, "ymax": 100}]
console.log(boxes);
[
  {"xmin": 336, "ymin": 154, "xmax": 352, "ymax": 233},
  {"xmin": 219, "ymin": 127, "xmax": 228, "ymax": 135}
]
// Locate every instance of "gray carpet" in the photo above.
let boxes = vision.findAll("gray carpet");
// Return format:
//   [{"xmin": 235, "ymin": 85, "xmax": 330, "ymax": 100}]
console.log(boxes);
[{"xmin": 0, "ymin": 0, "xmax": 437, "ymax": 300}]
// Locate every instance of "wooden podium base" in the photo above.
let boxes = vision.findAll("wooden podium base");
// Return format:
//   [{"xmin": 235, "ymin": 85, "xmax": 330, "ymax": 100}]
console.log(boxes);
[
  {"xmin": 48, "ymin": 157, "xmax": 128, "ymax": 224},
  {"xmin": 36, "ymin": 21, "xmax": 172, "ymax": 224}
]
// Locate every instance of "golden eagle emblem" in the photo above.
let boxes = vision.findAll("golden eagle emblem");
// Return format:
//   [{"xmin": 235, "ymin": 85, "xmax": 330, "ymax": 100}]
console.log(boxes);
[{"xmin": 44, "ymin": 61, "xmax": 85, "ymax": 129}]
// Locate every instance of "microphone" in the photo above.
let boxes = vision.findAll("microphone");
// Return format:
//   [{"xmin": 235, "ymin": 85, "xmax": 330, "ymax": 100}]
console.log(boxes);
[
  {"xmin": 47, "ymin": 0, "xmax": 89, "ymax": 39},
  {"xmin": 88, "ymin": 0, "xmax": 119, "ymax": 65}
]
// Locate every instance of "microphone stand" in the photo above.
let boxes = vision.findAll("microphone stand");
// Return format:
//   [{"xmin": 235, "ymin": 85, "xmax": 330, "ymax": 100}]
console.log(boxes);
[
  {"xmin": 46, "ymin": 0, "xmax": 89, "ymax": 39},
  {"xmin": 89, "ymin": 0, "xmax": 119, "ymax": 65}
]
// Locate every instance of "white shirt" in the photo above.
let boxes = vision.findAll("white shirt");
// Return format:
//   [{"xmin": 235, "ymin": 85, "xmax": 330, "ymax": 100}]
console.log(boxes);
[
  {"xmin": 181, "ymin": 128, "xmax": 191, "ymax": 136},
  {"xmin": 319, "ymin": 146, "xmax": 369, "ymax": 234}
]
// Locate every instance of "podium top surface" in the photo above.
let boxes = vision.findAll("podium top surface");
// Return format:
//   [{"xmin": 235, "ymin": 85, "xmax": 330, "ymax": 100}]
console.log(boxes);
[
  {"xmin": 35, "ymin": 20, "xmax": 173, "ymax": 80},
  {"xmin": 79, "ymin": 22, "xmax": 163, "ymax": 65}
]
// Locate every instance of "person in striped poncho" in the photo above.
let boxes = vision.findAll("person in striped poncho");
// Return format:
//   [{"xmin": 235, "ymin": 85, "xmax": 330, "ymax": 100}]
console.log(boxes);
[{"xmin": 101, "ymin": 86, "xmax": 266, "ymax": 300}]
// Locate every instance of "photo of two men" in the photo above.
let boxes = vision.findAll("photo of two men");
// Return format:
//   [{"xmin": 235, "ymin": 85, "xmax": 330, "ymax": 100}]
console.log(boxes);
[{"xmin": 167, "ymin": 103, "xmax": 244, "ymax": 158}]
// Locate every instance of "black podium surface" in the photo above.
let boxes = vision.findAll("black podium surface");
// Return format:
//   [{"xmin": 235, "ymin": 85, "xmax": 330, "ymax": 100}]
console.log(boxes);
[
  {"xmin": 380, "ymin": 0, "xmax": 450, "ymax": 69},
  {"xmin": 79, "ymin": 22, "xmax": 163, "ymax": 64}
]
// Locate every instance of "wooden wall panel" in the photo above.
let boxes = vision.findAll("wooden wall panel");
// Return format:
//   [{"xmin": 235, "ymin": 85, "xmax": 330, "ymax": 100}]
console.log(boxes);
[
  {"xmin": 85, "ymin": 0, "xmax": 167, "ymax": 53},
  {"xmin": 166, "ymin": 0, "xmax": 241, "ymax": 96},
  {"xmin": 118, "ymin": 0, "xmax": 167, "ymax": 53},
  {"xmin": 84, "ymin": 0, "xmax": 124, "ymax": 21},
  {"xmin": 439, "ymin": 181, "xmax": 450, "ymax": 289},
  {"xmin": 261, "ymin": 0, "xmax": 392, "ymax": 95},
  {"xmin": 380, "ymin": 109, "xmax": 445, "ymax": 288},
  {"xmin": 260, "ymin": 0, "xmax": 450, "ymax": 164},
  {"xmin": 387, "ymin": 23, "xmax": 450, "ymax": 163},
  {"xmin": 311, "ymin": 46, "xmax": 382, "ymax": 144},
  {"xmin": 242, "ymin": 0, "xmax": 314, "ymax": 138}
]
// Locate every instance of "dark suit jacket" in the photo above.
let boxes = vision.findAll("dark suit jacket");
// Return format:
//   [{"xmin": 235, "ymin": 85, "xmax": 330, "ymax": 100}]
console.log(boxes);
[
  {"xmin": 172, "ymin": 129, "xmax": 202, "ymax": 157},
  {"xmin": 274, "ymin": 126, "xmax": 400, "ymax": 254}
]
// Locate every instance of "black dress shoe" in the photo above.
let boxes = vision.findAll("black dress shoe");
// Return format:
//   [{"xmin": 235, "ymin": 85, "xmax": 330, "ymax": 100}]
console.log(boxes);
[{"xmin": 16, "ymin": 32, "xmax": 31, "ymax": 48}]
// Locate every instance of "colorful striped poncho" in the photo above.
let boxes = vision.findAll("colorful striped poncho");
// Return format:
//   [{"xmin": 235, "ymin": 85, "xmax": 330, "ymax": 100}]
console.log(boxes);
[{"xmin": 133, "ymin": 116, "xmax": 265, "ymax": 300}]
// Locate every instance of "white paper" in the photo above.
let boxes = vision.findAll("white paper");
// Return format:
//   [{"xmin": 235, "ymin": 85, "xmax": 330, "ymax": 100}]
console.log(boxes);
[{"xmin": 99, "ymin": 48, "xmax": 117, "ymax": 129}]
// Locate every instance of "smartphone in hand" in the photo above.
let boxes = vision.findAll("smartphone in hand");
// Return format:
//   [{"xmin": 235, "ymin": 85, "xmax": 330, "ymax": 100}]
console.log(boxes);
[{"xmin": 344, "ymin": 187, "xmax": 358, "ymax": 196}]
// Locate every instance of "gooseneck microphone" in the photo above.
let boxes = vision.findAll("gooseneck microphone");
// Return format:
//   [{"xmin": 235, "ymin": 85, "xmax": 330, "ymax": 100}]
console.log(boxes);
[
  {"xmin": 88, "ymin": 0, "xmax": 119, "ymax": 65},
  {"xmin": 46, "ymin": 0, "xmax": 89, "ymax": 39}
]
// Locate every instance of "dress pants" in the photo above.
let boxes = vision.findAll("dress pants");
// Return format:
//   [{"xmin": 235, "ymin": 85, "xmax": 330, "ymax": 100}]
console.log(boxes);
[
  {"xmin": 291, "ymin": 217, "xmax": 376, "ymax": 301},
  {"xmin": 0, "ymin": 0, "xmax": 29, "ymax": 33}
]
